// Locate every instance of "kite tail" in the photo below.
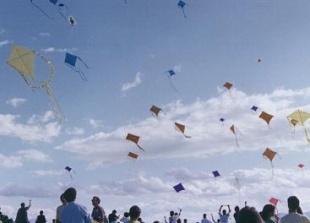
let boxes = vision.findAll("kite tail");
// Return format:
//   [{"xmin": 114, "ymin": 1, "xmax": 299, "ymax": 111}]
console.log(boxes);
[
  {"xmin": 181, "ymin": 9, "xmax": 187, "ymax": 18},
  {"xmin": 235, "ymin": 136, "xmax": 240, "ymax": 148},
  {"xmin": 167, "ymin": 77, "xmax": 178, "ymax": 92},
  {"xmin": 183, "ymin": 133, "xmax": 191, "ymax": 138},
  {"xmin": 67, "ymin": 65, "xmax": 87, "ymax": 81},
  {"xmin": 303, "ymin": 126, "xmax": 310, "ymax": 143},
  {"xmin": 77, "ymin": 57, "xmax": 89, "ymax": 69},
  {"xmin": 136, "ymin": 144, "xmax": 145, "ymax": 152},
  {"xmin": 31, "ymin": 1, "xmax": 53, "ymax": 19},
  {"xmin": 44, "ymin": 83, "xmax": 63, "ymax": 123}
]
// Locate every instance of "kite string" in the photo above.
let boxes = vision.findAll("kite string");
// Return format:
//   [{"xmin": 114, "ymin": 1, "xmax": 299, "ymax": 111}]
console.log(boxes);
[{"xmin": 44, "ymin": 83, "xmax": 63, "ymax": 123}]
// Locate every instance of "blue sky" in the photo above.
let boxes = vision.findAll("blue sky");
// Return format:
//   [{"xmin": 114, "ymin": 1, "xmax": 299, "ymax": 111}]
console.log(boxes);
[{"xmin": 2, "ymin": 0, "xmax": 310, "ymax": 222}]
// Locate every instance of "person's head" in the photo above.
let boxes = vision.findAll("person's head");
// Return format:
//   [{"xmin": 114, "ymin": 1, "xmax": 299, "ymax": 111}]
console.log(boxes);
[
  {"xmin": 20, "ymin": 203, "xmax": 25, "ymax": 208},
  {"xmin": 238, "ymin": 206, "xmax": 263, "ymax": 223},
  {"xmin": 92, "ymin": 196, "xmax": 100, "ymax": 206},
  {"xmin": 124, "ymin": 212, "xmax": 129, "ymax": 218},
  {"xmin": 260, "ymin": 204, "xmax": 275, "ymax": 221},
  {"xmin": 288, "ymin": 196, "xmax": 300, "ymax": 212},
  {"xmin": 222, "ymin": 209, "xmax": 227, "ymax": 215},
  {"xmin": 170, "ymin": 211, "xmax": 174, "ymax": 217},
  {"xmin": 177, "ymin": 218, "xmax": 181, "ymax": 223},
  {"xmin": 203, "ymin": 213, "xmax": 207, "ymax": 219},
  {"xmin": 112, "ymin": 210, "xmax": 117, "ymax": 214},
  {"xmin": 63, "ymin": 187, "xmax": 77, "ymax": 203},
  {"xmin": 184, "ymin": 219, "xmax": 187, "ymax": 223},
  {"xmin": 235, "ymin": 206, "xmax": 240, "ymax": 213},
  {"xmin": 39, "ymin": 210, "xmax": 43, "ymax": 215},
  {"xmin": 129, "ymin": 205, "xmax": 141, "ymax": 220}
]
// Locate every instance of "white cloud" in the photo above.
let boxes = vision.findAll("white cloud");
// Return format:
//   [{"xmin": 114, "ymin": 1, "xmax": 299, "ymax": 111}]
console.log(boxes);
[
  {"xmin": 65, "ymin": 127, "xmax": 85, "ymax": 135},
  {"xmin": 89, "ymin": 118, "xmax": 103, "ymax": 129},
  {"xmin": 0, "ymin": 40, "xmax": 11, "ymax": 47},
  {"xmin": 6, "ymin": 98, "xmax": 26, "ymax": 107},
  {"xmin": 39, "ymin": 32, "xmax": 51, "ymax": 37},
  {"xmin": 55, "ymin": 87, "xmax": 310, "ymax": 168},
  {"xmin": 17, "ymin": 149, "xmax": 52, "ymax": 163},
  {"xmin": 27, "ymin": 111, "xmax": 55, "ymax": 124},
  {"xmin": 0, "ymin": 154, "xmax": 22, "ymax": 168},
  {"xmin": 34, "ymin": 170, "xmax": 63, "ymax": 177},
  {"xmin": 40, "ymin": 47, "xmax": 78, "ymax": 53},
  {"xmin": 121, "ymin": 72, "xmax": 142, "ymax": 92},
  {"xmin": 0, "ymin": 114, "xmax": 61, "ymax": 142}
]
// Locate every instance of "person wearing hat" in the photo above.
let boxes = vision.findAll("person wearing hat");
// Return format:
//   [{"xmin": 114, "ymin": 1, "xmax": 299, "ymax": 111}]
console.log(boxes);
[{"xmin": 91, "ymin": 196, "xmax": 107, "ymax": 223}]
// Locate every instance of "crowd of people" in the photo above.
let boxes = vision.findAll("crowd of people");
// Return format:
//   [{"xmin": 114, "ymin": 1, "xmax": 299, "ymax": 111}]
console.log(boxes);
[{"xmin": 2, "ymin": 188, "xmax": 310, "ymax": 223}]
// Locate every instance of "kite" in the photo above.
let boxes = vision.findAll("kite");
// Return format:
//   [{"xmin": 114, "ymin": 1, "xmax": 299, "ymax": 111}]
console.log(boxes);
[
  {"xmin": 173, "ymin": 183, "xmax": 185, "ymax": 192},
  {"xmin": 7, "ymin": 45, "xmax": 63, "ymax": 122},
  {"xmin": 150, "ymin": 105, "xmax": 162, "ymax": 117},
  {"xmin": 175, "ymin": 122, "xmax": 191, "ymax": 138},
  {"xmin": 177, "ymin": 0, "xmax": 188, "ymax": 18},
  {"xmin": 219, "ymin": 118, "xmax": 225, "ymax": 123},
  {"xmin": 230, "ymin": 125, "xmax": 240, "ymax": 147},
  {"xmin": 259, "ymin": 111, "xmax": 274, "ymax": 126},
  {"xmin": 128, "ymin": 152, "xmax": 138, "ymax": 159},
  {"xmin": 165, "ymin": 69, "xmax": 178, "ymax": 92},
  {"xmin": 50, "ymin": 2, "xmax": 77, "ymax": 26},
  {"xmin": 65, "ymin": 166, "xmax": 76, "ymax": 179},
  {"xmin": 269, "ymin": 197, "xmax": 279, "ymax": 206},
  {"xmin": 64, "ymin": 52, "xmax": 89, "ymax": 81},
  {"xmin": 287, "ymin": 109, "xmax": 310, "ymax": 143},
  {"xmin": 126, "ymin": 133, "xmax": 145, "ymax": 151},
  {"xmin": 223, "ymin": 82, "xmax": 233, "ymax": 91},
  {"xmin": 30, "ymin": 0, "xmax": 53, "ymax": 19},
  {"xmin": 298, "ymin": 163, "xmax": 305, "ymax": 169},
  {"xmin": 251, "ymin": 105, "xmax": 260, "ymax": 113},
  {"xmin": 257, "ymin": 59, "xmax": 262, "ymax": 64},
  {"xmin": 263, "ymin": 148, "xmax": 278, "ymax": 175},
  {"xmin": 212, "ymin": 170, "xmax": 220, "ymax": 178}
]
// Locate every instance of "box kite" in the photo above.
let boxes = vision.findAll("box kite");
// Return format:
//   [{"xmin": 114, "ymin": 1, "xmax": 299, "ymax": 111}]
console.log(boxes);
[
  {"xmin": 65, "ymin": 53, "xmax": 89, "ymax": 81},
  {"xmin": 150, "ymin": 105, "xmax": 162, "ymax": 117},
  {"xmin": 178, "ymin": 1, "xmax": 188, "ymax": 18},
  {"xmin": 7, "ymin": 45, "xmax": 63, "ymax": 122},
  {"xmin": 128, "ymin": 152, "xmax": 138, "ymax": 160},
  {"xmin": 175, "ymin": 122, "xmax": 191, "ymax": 138},
  {"xmin": 259, "ymin": 111, "xmax": 273, "ymax": 126},
  {"xmin": 126, "ymin": 133, "xmax": 145, "ymax": 151},
  {"xmin": 287, "ymin": 109, "xmax": 310, "ymax": 143},
  {"xmin": 173, "ymin": 183, "xmax": 185, "ymax": 192},
  {"xmin": 230, "ymin": 125, "xmax": 240, "ymax": 147},
  {"xmin": 263, "ymin": 148, "xmax": 278, "ymax": 175}
]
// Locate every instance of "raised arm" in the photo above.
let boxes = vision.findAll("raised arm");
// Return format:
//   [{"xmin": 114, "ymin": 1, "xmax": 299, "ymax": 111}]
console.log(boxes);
[
  {"xmin": 218, "ymin": 205, "xmax": 223, "ymax": 214},
  {"xmin": 228, "ymin": 205, "xmax": 231, "ymax": 214}
]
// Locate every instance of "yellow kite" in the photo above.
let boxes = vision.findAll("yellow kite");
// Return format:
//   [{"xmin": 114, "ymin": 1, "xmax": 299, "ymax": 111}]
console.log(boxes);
[
  {"xmin": 7, "ymin": 45, "xmax": 63, "ymax": 122},
  {"xmin": 287, "ymin": 109, "xmax": 310, "ymax": 143}
]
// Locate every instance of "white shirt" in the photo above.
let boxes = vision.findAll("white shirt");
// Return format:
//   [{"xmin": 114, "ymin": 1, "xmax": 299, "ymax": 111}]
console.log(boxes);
[{"xmin": 281, "ymin": 212, "xmax": 310, "ymax": 223}]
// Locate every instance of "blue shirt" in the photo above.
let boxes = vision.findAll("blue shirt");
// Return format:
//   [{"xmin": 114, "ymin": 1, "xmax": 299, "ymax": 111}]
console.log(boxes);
[{"xmin": 61, "ymin": 202, "xmax": 91, "ymax": 223}]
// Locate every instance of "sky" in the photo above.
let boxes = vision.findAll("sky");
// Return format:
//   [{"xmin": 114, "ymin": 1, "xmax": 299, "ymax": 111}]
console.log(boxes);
[{"xmin": 2, "ymin": 0, "xmax": 310, "ymax": 222}]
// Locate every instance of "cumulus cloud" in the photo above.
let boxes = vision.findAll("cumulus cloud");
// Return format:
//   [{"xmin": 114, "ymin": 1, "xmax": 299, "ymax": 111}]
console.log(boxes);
[
  {"xmin": 0, "ymin": 114, "xmax": 60, "ymax": 142},
  {"xmin": 56, "ymin": 87, "xmax": 310, "ymax": 168},
  {"xmin": 6, "ymin": 98, "xmax": 26, "ymax": 108},
  {"xmin": 121, "ymin": 72, "xmax": 142, "ymax": 92},
  {"xmin": 27, "ymin": 111, "xmax": 55, "ymax": 124},
  {"xmin": 17, "ymin": 149, "xmax": 52, "ymax": 163},
  {"xmin": 0, "ymin": 154, "xmax": 22, "ymax": 168}
]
